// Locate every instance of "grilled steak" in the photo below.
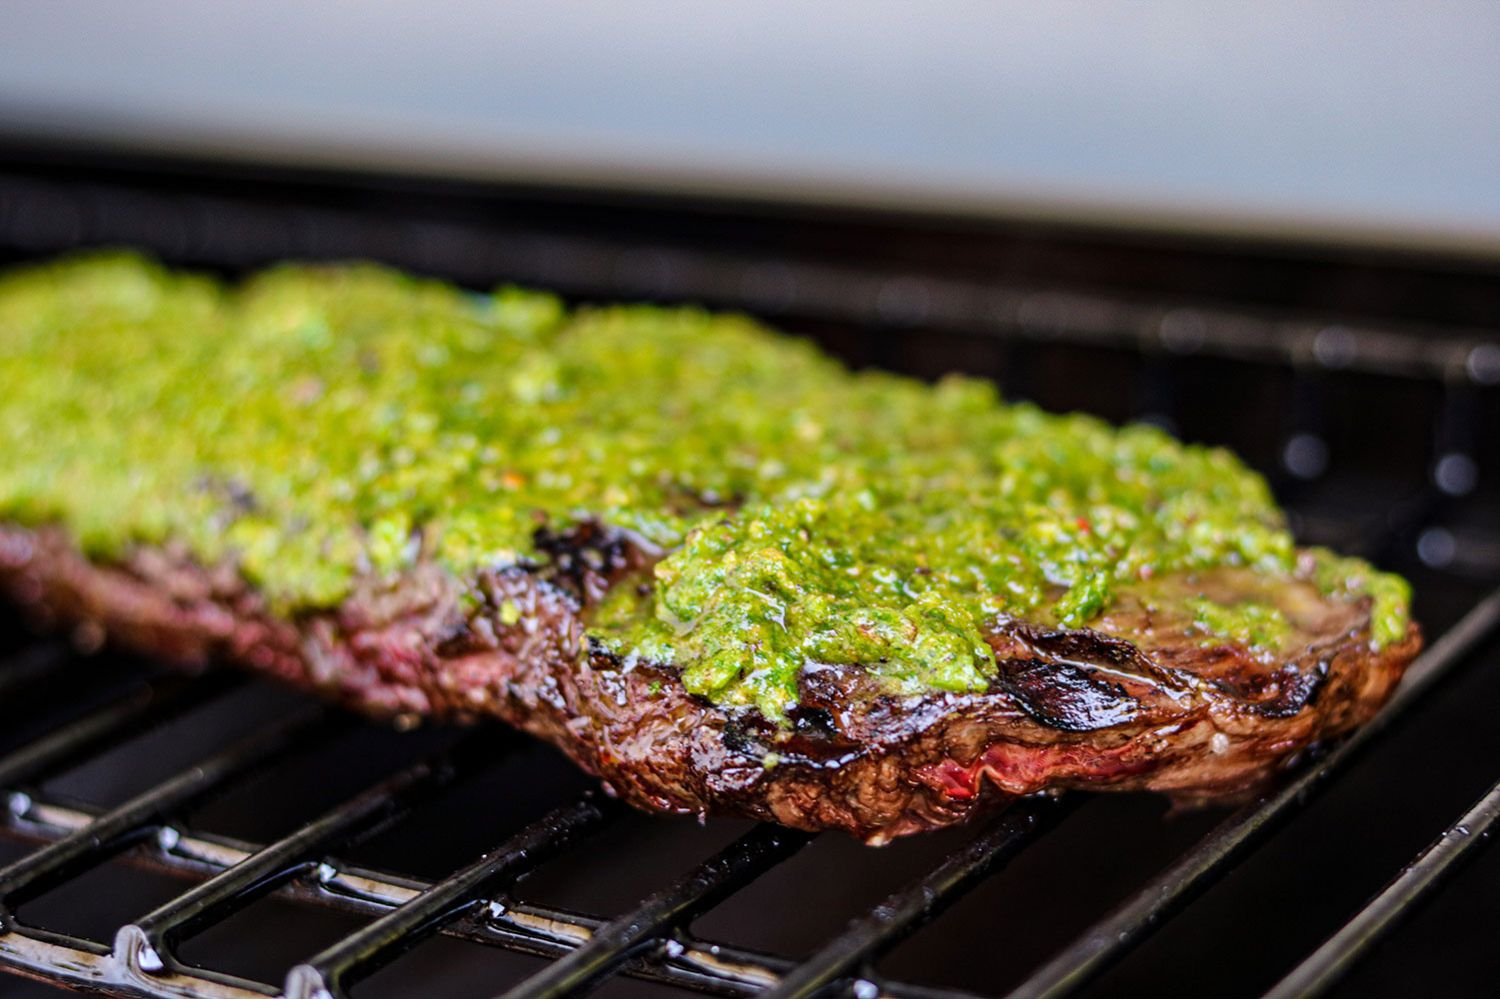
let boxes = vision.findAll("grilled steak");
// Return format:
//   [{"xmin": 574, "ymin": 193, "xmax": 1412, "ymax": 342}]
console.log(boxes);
[
  {"xmin": 0, "ymin": 523, "xmax": 1417, "ymax": 843},
  {"xmin": 0, "ymin": 255, "xmax": 1421, "ymax": 842}
]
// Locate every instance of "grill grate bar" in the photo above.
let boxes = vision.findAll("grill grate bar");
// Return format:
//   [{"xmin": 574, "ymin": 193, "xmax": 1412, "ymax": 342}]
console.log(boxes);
[
  {"xmin": 504, "ymin": 823, "xmax": 812, "ymax": 998},
  {"xmin": 284, "ymin": 796, "xmax": 613, "ymax": 998},
  {"xmin": 1008, "ymin": 585, "xmax": 1500, "ymax": 998},
  {"xmin": 1268, "ymin": 774, "xmax": 1500, "ymax": 998},
  {"xmin": 769, "ymin": 796, "xmax": 1074, "ymax": 998},
  {"xmin": 113, "ymin": 732, "xmax": 483, "ymax": 997},
  {"xmin": 0, "ymin": 707, "xmax": 330, "ymax": 910}
]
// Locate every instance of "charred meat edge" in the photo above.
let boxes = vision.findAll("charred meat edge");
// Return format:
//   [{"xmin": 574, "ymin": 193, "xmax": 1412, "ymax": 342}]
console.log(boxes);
[{"xmin": 0, "ymin": 521, "xmax": 1420, "ymax": 844}]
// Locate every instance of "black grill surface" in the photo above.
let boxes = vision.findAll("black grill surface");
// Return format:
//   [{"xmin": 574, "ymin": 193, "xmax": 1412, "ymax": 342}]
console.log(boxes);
[{"xmin": 0, "ymin": 146, "xmax": 1497, "ymax": 997}]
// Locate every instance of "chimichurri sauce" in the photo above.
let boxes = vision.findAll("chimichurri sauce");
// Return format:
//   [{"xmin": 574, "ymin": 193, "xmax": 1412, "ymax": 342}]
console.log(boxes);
[{"xmin": 0, "ymin": 254, "xmax": 1411, "ymax": 720}]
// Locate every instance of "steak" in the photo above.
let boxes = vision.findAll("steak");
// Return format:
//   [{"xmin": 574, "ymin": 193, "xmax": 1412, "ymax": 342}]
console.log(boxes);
[
  {"xmin": 0, "ymin": 520, "xmax": 1419, "ymax": 844},
  {"xmin": 0, "ymin": 254, "xmax": 1422, "ymax": 842}
]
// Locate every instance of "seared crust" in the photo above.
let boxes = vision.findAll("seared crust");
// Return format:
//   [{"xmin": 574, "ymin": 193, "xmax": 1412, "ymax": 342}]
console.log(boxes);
[{"xmin": 0, "ymin": 523, "xmax": 1420, "ymax": 843}]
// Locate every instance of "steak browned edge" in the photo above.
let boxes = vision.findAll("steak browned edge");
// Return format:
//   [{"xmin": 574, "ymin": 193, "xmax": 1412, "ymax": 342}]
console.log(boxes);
[{"xmin": 0, "ymin": 520, "xmax": 1421, "ymax": 844}]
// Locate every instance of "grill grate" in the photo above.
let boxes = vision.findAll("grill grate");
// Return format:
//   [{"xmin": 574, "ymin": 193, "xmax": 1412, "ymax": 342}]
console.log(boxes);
[
  {"xmin": 770, "ymin": 799, "xmax": 1073, "ymax": 998},
  {"xmin": 1270, "ymin": 771, "xmax": 1500, "ymax": 997},
  {"xmin": 504, "ymin": 824, "xmax": 811, "ymax": 998},
  {"xmin": 1, "ymin": 588, "xmax": 1496, "ymax": 997},
  {"xmin": 0, "ymin": 152, "xmax": 1497, "ymax": 997},
  {"xmin": 0, "ymin": 737, "xmax": 946, "ymax": 998}
]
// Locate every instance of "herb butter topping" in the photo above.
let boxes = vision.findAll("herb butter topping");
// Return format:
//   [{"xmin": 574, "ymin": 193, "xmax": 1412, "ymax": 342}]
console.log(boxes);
[{"xmin": 0, "ymin": 254, "xmax": 1411, "ymax": 720}]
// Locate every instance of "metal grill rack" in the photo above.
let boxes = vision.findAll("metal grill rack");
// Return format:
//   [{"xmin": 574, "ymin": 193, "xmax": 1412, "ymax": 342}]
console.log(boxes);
[
  {"xmin": 0, "ymin": 153, "xmax": 1498, "ymax": 997},
  {"xmin": 2, "ymin": 596, "xmax": 1495, "ymax": 999}
]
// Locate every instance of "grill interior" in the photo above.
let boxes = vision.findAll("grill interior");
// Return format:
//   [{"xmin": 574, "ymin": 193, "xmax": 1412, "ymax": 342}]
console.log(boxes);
[{"xmin": 0, "ymin": 144, "xmax": 1497, "ymax": 998}]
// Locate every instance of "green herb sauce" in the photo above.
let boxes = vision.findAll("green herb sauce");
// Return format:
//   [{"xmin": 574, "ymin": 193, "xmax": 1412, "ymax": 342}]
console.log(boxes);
[
  {"xmin": 0, "ymin": 254, "xmax": 1412, "ymax": 720},
  {"xmin": 1185, "ymin": 597, "xmax": 1292, "ymax": 651}
]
